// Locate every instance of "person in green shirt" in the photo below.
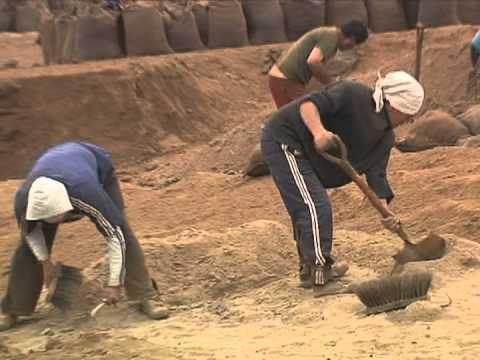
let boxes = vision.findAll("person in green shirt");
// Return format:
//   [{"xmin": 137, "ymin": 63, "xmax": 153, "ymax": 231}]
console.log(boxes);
[{"xmin": 268, "ymin": 20, "xmax": 369, "ymax": 109}]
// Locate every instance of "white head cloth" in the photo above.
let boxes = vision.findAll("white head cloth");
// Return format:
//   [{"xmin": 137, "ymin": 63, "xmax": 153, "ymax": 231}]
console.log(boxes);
[
  {"xmin": 373, "ymin": 71, "xmax": 425, "ymax": 115},
  {"xmin": 26, "ymin": 177, "xmax": 73, "ymax": 221}
]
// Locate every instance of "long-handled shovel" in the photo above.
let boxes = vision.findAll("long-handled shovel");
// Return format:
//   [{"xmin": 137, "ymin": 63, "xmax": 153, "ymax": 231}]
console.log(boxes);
[{"xmin": 319, "ymin": 136, "xmax": 447, "ymax": 271}]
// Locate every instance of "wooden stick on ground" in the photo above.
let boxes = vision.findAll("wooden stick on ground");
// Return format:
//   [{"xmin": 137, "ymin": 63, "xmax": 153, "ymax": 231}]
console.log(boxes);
[{"xmin": 415, "ymin": 23, "xmax": 425, "ymax": 81}]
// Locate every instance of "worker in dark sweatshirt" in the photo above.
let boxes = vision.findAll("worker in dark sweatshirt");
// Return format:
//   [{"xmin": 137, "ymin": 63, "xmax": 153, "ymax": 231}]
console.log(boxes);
[
  {"xmin": 0, "ymin": 142, "xmax": 168, "ymax": 331},
  {"xmin": 261, "ymin": 71, "xmax": 425, "ymax": 295}
]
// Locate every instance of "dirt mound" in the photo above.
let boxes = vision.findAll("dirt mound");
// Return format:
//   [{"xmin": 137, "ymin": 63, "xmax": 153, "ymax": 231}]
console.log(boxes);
[
  {"xmin": 1, "ymin": 26, "xmax": 478, "ymax": 181},
  {"xmin": 458, "ymin": 104, "xmax": 480, "ymax": 135},
  {"xmin": 82, "ymin": 220, "xmax": 296, "ymax": 306},
  {"xmin": 0, "ymin": 44, "xmax": 272, "ymax": 179},
  {"xmin": 395, "ymin": 110, "xmax": 470, "ymax": 152}
]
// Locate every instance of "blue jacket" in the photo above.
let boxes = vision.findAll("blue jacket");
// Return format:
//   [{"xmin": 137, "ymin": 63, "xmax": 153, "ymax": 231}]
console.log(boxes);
[
  {"xmin": 15, "ymin": 142, "xmax": 126, "ymax": 286},
  {"xmin": 472, "ymin": 31, "xmax": 480, "ymax": 52}
]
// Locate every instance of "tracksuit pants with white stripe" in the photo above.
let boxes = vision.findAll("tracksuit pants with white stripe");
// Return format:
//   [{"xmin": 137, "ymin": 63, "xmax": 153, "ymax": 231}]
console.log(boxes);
[{"xmin": 261, "ymin": 135, "xmax": 334, "ymax": 282}]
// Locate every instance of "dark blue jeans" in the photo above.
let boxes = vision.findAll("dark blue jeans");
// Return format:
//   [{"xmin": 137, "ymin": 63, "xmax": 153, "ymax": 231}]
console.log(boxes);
[{"xmin": 261, "ymin": 132, "xmax": 334, "ymax": 267}]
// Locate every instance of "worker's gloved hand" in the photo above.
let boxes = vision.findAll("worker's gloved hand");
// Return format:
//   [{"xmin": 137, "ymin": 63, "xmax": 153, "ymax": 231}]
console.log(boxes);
[
  {"xmin": 314, "ymin": 131, "xmax": 339, "ymax": 156},
  {"xmin": 381, "ymin": 216, "xmax": 402, "ymax": 233},
  {"xmin": 103, "ymin": 286, "xmax": 122, "ymax": 305},
  {"xmin": 41, "ymin": 259, "xmax": 58, "ymax": 288}
]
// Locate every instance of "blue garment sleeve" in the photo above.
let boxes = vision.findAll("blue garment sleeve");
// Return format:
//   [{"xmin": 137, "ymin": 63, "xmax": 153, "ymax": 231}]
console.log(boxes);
[
  {"xmin": 472, "ymin": 31, "xmax": 480, "ymax": 52},
  {"xmin": 69, "ymin": 182, "xmax": 126, "ymax": 286}
]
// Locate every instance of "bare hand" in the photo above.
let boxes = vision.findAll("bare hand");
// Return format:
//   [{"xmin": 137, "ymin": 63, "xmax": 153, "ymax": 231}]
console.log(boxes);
[
  {"xmin": 103, "ymin": 286, "xmax": 122, "ymax": 305},
  {"xmin": 381, "ymin": 215, "xmax": 402, "ymax": 233},
  {"xmin": 314, "ymin": 131, "xmax": 339, "ymax": 155},
  {"xmin": 41, "ymin": 259, "xmax": 58, "ymax": 288}
]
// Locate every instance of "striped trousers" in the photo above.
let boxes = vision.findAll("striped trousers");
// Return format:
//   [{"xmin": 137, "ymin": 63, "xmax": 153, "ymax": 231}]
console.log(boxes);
[{"xmin": 261, "ymin": 134, "xmax": 334, "ymax": 270}]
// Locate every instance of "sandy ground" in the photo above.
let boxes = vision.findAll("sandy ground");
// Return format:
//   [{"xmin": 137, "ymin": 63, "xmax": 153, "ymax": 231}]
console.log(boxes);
[
  {"xmin": 0, "ymin": 32, "xmax": 42, "ymax": 69},
  {"xmin": 1, "ymin": 26, "xmax": 480, "ymax": 359}
]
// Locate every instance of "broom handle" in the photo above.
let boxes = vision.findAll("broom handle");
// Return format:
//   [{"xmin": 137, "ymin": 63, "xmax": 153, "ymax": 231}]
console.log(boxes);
[{"xmin": 320, "ymin": 137, "xmax": 414, "ymax": 246}]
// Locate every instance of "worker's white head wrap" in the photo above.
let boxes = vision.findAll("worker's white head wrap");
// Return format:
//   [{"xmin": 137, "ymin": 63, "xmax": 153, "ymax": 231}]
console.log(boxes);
[
  {"xmin": 26, "ymin": 177, "xmax": 73, "ymax": 221},
  {"xmin": 373, "ymin": 71, "xmax": 425, "ymax": 115}
]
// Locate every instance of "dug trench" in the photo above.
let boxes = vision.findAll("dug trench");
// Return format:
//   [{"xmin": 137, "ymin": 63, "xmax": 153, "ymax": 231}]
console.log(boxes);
[{"xmin": 1, "ymin": 26, "xmax": 480, "ymax": 359}]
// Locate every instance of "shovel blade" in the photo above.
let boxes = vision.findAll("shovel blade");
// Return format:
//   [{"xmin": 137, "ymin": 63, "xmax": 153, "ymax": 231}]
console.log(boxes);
[{"xmin": 393, "ymin": 232, "xmax": 447, "ymax": 265}]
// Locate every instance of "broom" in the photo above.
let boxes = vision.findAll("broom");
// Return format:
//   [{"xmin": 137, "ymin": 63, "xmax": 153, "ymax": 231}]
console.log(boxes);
[
  {"xmin": 46, "ymin": 263, "xmax": 84, "ymax": 311},
  {"xmin": 314, "ymin": 271, "xmax": 433, "ymax": 315}
]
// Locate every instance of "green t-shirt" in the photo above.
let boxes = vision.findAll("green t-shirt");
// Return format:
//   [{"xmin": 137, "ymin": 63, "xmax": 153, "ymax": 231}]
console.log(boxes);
[{"xmin": 277, "ymin": 27, "xmax": 338, "ymax": 85}]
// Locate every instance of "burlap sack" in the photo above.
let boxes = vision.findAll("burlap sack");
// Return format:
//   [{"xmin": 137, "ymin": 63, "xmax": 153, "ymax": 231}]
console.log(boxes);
[
  {"xmin": 0, "ymin": 0, "xmax": 11, "ymax": 31},
  {"xmin": 166, "ymin": 10, "xmax": 205, "ymax": 52},
  {"xmin": 458, "ymin": 135, "xmax": 480, "ymax": 148},
  {"xmin": 48, "ymin": 0, "xmax": 66, "ymax": 12},
  {"xmin": 55, "ymin": 15, "xmax": 75, "ymax": 64},
  {"xmin": 458, "ymin": 105, "xmax": 480, "ymax": 135},
  {"xmin": 69, "ymin": 11, "xmax": 123, "ymax": 62},
  {"xmin": 208, "ymin": 0, "xmax": 249, "ymax": 49},
  {"xmin": 326, "ymin": 0, "xmax": 368, "ymax": 27},
  {"xmin": 366, "ymin": 0, "xmax": 407, "ymax": 32},
  {"xmin": 417, "ymin": 0, "xmax": 458, "ymax": 28},
  {"xmin": 192, "ymin": 2, "xmax": 208, "ymax": 45},
  {"xmin": 39, "ymin": 12, "xmax": 75, "ymax": 65},
  {"xmin": 396, "ymin": 110, "xmax": 470, "ymax": 152},
  {"xmin": 39, "ymin": 16, "xmax": 55, "ymax": 65},
  {"xmin": 0, "ymin": 9, "xmax": 12, "ymax": 31},
  {"xmin": 280, "ymin": 0, "xmax": 326, "ymax": 41},
  {"xmin": 242, "ymin": 0, "xmax": 287, "ymax": 45},
  {"xmin": 15, "ymin": 4, "xmax": 42, "ymax": 32},
  {"xmin": 244, "ymin": 143, "xmax": 270, "ymax": 177},
  {"xmin": 404, "ymin": 0, "xmax": 418, "ymax": 28},
  {"xmin": 457, "ymin": 0, "xmax": 480, "ymax": 25},
  {"xmin": 122, "ymin": 5, "xmax": 173, "ymax": 56}
]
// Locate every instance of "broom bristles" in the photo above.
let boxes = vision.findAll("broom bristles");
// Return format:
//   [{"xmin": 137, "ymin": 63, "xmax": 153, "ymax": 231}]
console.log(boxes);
[{"xmin": 354, "ymin": 271, "xmax": 432, "ymax": 315}]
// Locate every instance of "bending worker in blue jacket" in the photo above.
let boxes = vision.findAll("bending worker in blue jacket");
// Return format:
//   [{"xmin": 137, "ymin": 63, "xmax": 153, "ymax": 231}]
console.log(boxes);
[
  {"xmin": 0, "ymin": 142, "xmax": 168, "ymax": 331},
  {"xmin": 261, "ymin": 71, "xmax": 425, "ymax": 295}
]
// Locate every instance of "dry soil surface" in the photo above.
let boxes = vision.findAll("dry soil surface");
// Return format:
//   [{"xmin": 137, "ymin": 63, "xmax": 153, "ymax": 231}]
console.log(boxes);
[{"xmin": 1, "ymin": 26, "xmax": 480, "ymax": 359}]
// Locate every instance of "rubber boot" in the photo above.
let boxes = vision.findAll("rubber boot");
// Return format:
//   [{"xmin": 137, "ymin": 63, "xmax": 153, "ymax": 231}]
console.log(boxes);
[
  {"xmin": 327, "ymin": 262, "xmax": 349, "ymax": 280},
  {"xmin": 299, "ymin": 262, "xmax": 313, "ymax": 288},
  {"xmin": 138, "ymin": 299, "xmax": 169, "ymax": 320},
  {"xmin": 312, "ymin": 262, "xmax": 349, "ymax": 297}
]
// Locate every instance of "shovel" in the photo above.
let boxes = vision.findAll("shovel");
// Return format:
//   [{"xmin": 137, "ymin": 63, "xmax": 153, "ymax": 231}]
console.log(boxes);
[{"xmin": 319, "ymin": 135, "xmax": 447, "ymax": 271}]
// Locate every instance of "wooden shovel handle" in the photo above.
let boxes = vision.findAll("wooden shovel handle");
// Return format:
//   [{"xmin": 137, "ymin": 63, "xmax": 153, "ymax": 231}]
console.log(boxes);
[{"xmin": 320, "ymin": 136, "xmax": 413, "ymax": 245}]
